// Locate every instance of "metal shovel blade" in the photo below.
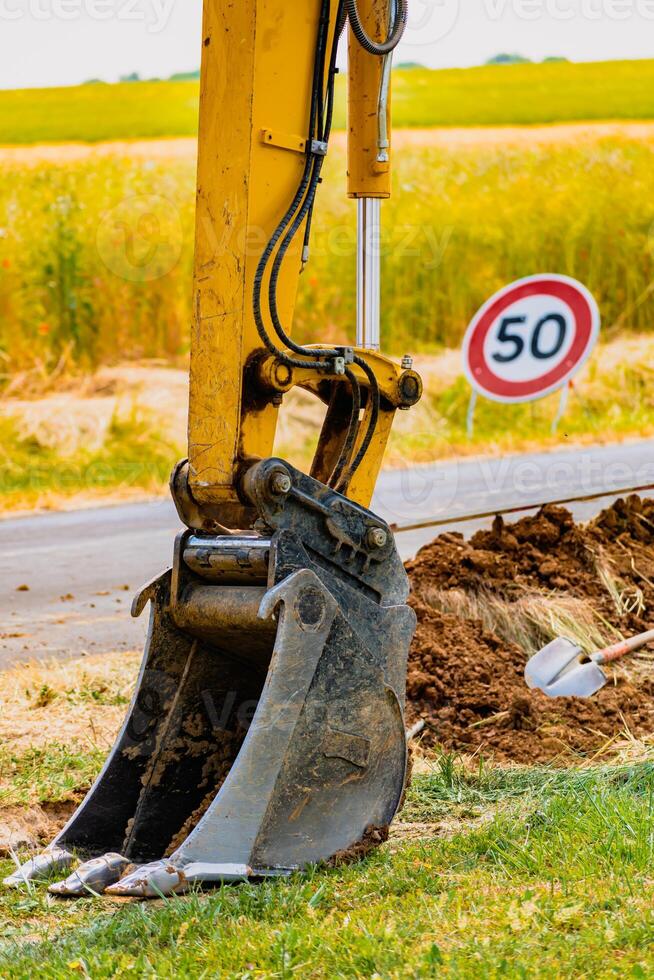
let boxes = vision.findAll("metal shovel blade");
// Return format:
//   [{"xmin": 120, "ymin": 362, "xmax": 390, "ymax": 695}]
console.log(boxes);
[{"xmin": 525, "ymin": 637, "xmax": 608, "ymax": 699}]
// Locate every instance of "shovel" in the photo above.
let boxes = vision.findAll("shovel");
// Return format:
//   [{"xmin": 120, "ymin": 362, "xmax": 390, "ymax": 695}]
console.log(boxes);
[{"xmin": 525, "ymin": 629, "xmax": 654, "ymax": 698}]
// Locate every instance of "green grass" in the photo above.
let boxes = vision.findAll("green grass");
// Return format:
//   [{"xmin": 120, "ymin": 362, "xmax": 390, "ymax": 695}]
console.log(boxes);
[
  {"xmin": 0, "ymin": 81, "xmax": 200, "ymax": 144},
  {"xmin": 0, "ymin": 411, "xmax": 179, "ymax": 510},
  {"xmin": 4, "ymin": 752, "xmax": 654, "ymax": 975},
  {"xmin": 390, "ymin": 59, "xmax": 654, "ymax": 127},
  {"xmin": 384, "ymin": 342, "xmax": 654, "ymax": 471},
  {"xmin": 5, "ymin": 59, "xmax": 654, "ymax": 144},
  {"xmin": 405, "ymin": 752, "xmax": 654, "ymax": 822},
  {"xmin": 0, "ymin": 744, "xmax": 106, "ymax": 809},
  {"xmin": 1, "ymin": 338, "xmax": 653, "ymax": 512},
  {"xmin": 423, "ymin": 357, "xmax": 654, "ymax": 456}
]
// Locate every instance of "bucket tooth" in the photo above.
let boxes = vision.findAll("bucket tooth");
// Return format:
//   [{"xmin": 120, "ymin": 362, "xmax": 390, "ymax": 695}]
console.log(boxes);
[
  {"xmin": 105, "ymin": 860, "xmax": 191, "ymax": 899},
  {"xmin": 48, "ymin": 853, "xmax": 130, "ymax": 898},
  {"xmin": 107, "ymin": 861, "xmax": 264, "ymax": 898},
  {"xmin": 3, "ymin": 847, "xmax": 74, "ymax": 888}
]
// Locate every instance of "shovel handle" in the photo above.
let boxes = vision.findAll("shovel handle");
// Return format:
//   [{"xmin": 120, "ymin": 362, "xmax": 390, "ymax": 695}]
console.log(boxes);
[{"xmin": 595, "ymin": 628, "xmax": 654, "ymax": 665}]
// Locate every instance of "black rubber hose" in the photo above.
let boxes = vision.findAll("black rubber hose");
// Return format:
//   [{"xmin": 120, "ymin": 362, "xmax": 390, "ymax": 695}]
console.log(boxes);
[
  {"xmin": 251, "ymin": 0, "xmax": 379, "ymax": 490},
  {"xmin": 346, "ymin": 0, "xmax": 407, "ymax": 56},
  {"xmin": 314, "ymin": 0, "xmax": 331, "ymax": 139},
  {"xmin": 266, "ymin": 0, "xmax": 344, "ymax": 361},
  {"xmin": 252, "ymin": 0, "xmax": 339, "ymax": 367},
  {"xmin": 336, "ymin": 354, "xmax": 381, "ymax": 491},
  {"xmin": 268, "ymin": 162, "xmax": 327, "ymax": 357},
  {"xmin": 252, "ymin": 154, "xmax": 330, "ymax": 368},
  {"xmin": 302, "ymin": 1, "xmax": 347, "ymax": 260},
  {"xmin": 328, "ymin": 367, "xmax": 362, "ymax": 488}
]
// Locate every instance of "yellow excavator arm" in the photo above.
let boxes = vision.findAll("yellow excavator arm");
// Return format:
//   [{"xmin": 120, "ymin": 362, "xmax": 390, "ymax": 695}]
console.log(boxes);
[
  {"xmin": 184, "ymin": 0, "xmax": 421, "ymax": 527},
  {"xmin": 5, "ymin": 0, "xmax": 424, "ymax": 900}
]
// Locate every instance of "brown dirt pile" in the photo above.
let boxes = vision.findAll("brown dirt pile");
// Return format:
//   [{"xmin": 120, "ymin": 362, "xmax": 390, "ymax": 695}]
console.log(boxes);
[
  {"xmin": 405, "ymin": 496, "xmax": 654, "ymax": 764},
  {"xmin": 0, "ymin": 798, "xmax": 83, "ymax": 856}
]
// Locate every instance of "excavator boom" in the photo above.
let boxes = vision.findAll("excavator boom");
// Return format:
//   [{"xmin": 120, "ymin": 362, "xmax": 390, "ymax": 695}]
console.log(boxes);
[{"xmin": 5, "ymin": 0, "xmax": 422, "ymax": 899}]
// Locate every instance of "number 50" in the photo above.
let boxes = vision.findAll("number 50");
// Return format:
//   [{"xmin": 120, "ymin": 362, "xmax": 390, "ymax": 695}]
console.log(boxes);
[{"xmin": 492, "ymin": 314, "xmax": 568, "ymax": 364}]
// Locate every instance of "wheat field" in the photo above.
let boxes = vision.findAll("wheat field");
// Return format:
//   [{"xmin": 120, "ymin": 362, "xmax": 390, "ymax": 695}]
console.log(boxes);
[{"xmin": 1, "ymin": 128, "xmax": 653, "ymax": 379}]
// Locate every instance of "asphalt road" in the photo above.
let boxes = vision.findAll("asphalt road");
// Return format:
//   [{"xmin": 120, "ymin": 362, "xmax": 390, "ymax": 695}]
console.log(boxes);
[{"xmin": 2, "ymin": 439, "xmax": 653, "ymax": 668}]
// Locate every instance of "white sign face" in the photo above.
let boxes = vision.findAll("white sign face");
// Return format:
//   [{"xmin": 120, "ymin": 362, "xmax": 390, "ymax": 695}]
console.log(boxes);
[{"xmin": 463, "ymin": 275, "xmax": 600, "ymax": 404}]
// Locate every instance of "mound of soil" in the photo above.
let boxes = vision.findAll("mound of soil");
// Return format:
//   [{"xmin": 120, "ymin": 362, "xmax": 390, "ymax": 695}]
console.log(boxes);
[
  {"xmin": 405, "ymin": 497, "xmax": 654, "ymax": 764},
  {"xmin": 0, "ymin": 798, "xmax": 83, "ymax": 855}
]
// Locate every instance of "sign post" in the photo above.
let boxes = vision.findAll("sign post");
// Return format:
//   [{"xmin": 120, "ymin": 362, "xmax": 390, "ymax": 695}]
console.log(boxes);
[{"xmin": 462, "ymin": 274, "xmax": 600, "ymax": 435}]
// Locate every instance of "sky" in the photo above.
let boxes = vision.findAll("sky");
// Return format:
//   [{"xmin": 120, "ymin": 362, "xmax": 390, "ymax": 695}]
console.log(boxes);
[{"xmin": 0, "ymin": 0, "xmax": 653, "ymax": 90}]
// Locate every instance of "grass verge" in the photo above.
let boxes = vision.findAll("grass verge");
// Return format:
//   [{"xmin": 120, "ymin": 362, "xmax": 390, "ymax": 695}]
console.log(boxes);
[
  {"xmin": 2, "ymin": 749, "xmax": 654, "ymax": 975},
  {"xmin": 3, "ymin": 655, "xmax": 654, "ymax": 974},
  {"xmin": 0, "ymin": 409, "xmax": 178, "ymax": 513},
  {"xmin": 0, "ymin": 745, "xmax": 106, "ymax": 811},
  {"xmin": 386, "ymin": 344, "xmax": 654, "ymax": 468}
]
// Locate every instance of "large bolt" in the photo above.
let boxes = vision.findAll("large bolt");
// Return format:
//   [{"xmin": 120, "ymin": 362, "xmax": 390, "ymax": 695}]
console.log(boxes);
[
  {"xmin": 270, "ymin": 471, "xmax": 292, "ymax": 496},
  {"xmin": 273, "ymin": 361, "xmax": 293, "ymax": 387},
  {"xmin": 367, "ymin": 527, "xmax": 388, "ymax": 550},
  {"xmin": 398, "ymin": 372, "xmax": 421, "ymax": 409}
]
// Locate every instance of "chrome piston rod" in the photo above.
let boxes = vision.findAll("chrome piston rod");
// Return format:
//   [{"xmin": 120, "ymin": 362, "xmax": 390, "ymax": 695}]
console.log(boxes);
[{"xmin": 356, "ymin": 198, "xmax": 381, "ymax": 351}]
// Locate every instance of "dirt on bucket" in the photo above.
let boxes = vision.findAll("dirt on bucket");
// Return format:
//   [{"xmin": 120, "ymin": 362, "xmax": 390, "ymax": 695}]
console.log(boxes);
[{"xmin": 405, "ymin": 496, "xmax": 654, "ymax": 765}]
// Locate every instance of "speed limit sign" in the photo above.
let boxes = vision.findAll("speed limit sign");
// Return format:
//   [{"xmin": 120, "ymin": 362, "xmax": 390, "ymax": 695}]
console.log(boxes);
[{"xmin": 463, "ymin": 274, "xmax": 600, "ymax": 404}]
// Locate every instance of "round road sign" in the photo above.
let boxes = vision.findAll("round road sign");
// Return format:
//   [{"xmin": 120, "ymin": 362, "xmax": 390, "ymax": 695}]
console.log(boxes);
[{"xmin": 462, "ymin": 274, "xmax": 600, "ymax": 404}]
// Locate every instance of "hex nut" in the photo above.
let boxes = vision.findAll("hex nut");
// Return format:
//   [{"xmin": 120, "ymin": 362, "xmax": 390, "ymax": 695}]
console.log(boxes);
[
  {"xmin": 270, "ymin": 472, "xmax": 292, "ymax": 495},
  {"xmin": 274, "ymin": 362, "xmax": 293, "ymax": 387},
  {"xmin": 367, "ymin": 527, "xmax": 388, "ymax": 550}
]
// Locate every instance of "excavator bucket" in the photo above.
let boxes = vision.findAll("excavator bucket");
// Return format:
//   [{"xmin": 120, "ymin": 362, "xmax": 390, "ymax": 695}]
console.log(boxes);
[{"xmin": 4, "ymin": 461, "xmax": 416, "ymax": 897}]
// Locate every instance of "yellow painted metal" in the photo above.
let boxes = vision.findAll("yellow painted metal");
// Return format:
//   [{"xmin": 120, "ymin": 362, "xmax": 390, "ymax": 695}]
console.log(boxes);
[
  {"xmin": 188, "ymin": 0, "xmax": 340, "ymax": 507},
  {"xmin": 261, "ymin": 130, "xmax": 308, "ymax": 154},
  {"xmin": 347, "ymin": 0, "xmax": 392, "ymax": 199},
  {"xmin": 348, "ymin": 401, "xmax": 396, "ymax": 504},
  {"xmin": 187, "ymin": 0, "xmax": 419, "ymax": 519},
  {"xmin": 257, "ymin": 347, "xmax": 412, "ymax": 408},
  {"xmin": 256, "ymin": 347, "xmax": 422, "ymax": 508}
]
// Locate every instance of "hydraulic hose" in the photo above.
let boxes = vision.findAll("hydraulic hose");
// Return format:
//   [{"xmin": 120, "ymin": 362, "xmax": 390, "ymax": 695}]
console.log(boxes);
[
  {"xmin": 346, "ymin": 0, "xmax": 407, "ymax": 56},
  {"xmin": 336, "ymin": 354, "xmax": 380, "ymax": 491},
  {"xmin": 252, "ymin": 0, "xmax": 382, "ymax": 489},
  {"xmin": 252, "ymin": 0, "xmax": 339, "ymax": 368},
  {"xmin": 328, "ymin": 367, "xmax": 362, "ymax": 488}
]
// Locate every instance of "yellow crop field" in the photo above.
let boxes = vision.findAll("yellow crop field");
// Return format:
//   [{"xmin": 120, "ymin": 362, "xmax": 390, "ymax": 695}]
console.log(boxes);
[{"xmin": 0, "ymin": 129, "xmax": 653, "ymax": 382}]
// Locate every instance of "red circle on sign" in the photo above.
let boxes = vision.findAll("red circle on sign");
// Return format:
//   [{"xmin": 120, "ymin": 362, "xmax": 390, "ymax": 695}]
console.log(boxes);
[{"xmin": 463, "ymin": 275, "xmax": 600, "ymax": 403}]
